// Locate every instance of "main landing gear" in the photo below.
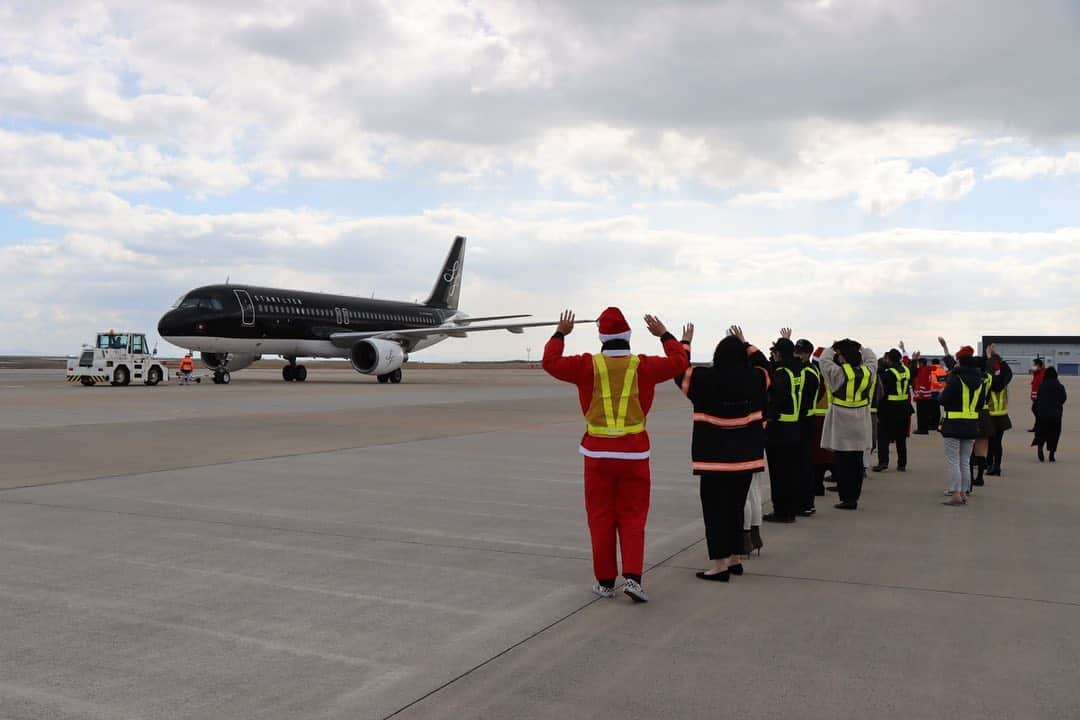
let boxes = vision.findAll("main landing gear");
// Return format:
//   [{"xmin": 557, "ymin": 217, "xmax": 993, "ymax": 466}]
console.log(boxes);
[
  {"xmin": 377, "ymin": 369, "xmax": 403, "ymax": 385},
  {"xmin": 212, "ymin": 370, "xmax": 231, "ymax": 384},
  {"xmin": 282, "ymin": 359, "xmax": 308, "ymax": 382}
]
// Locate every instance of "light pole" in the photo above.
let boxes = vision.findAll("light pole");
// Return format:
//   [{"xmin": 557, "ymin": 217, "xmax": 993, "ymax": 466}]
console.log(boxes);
[{"xmin": 526, "ymin": 347, "xmax": 532, "ymax": 366}]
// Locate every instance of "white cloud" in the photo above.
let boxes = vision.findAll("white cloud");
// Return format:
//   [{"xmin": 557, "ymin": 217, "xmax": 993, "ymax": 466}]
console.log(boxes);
[{"xmin": 987, "ymin": 152, "xmax": 1080, "ymax": 181}]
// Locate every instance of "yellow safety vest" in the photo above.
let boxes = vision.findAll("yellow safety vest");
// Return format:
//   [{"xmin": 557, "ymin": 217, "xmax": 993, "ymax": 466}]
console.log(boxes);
[
  {"xmin": 586, "ymin": 354, "xmax": 645, "ymax": 437},
  {"xmin": 980, "ymin": 373, "xmax": 993, "ymax": 411},
  {"xmin": 803, "ymin": 365, "xmax": 827, "ymax": 417},
  {"xmin": 989, "ymin": 386, "xmax": 1009, "ymax": 416},
  {"xmin": 943, "ymin": 380, "xmax": 984, "ymax": 421},
  {"xmin": 832, "ymin": 364, "xmax": 872, "ymax": 408},
  {"xmin": 886, "ymin": 366, "xmax": 911, "ymax": 402},
  {"xmin": 777, "ymin": 367, "xmax": 803, "ymax": 423}
]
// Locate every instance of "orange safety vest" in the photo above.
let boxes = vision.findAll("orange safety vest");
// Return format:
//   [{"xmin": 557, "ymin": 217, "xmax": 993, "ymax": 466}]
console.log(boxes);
[
  {"xmin": 930, "ymin": 366, "xmax": 948, "ymax": 393},
  {"xmin": 585, "ymin": 354, "xmax": 645, "ymax": 438},
  {"xmin": 179, "ymin": 356, "xmax": 195, "ymax": 372}
]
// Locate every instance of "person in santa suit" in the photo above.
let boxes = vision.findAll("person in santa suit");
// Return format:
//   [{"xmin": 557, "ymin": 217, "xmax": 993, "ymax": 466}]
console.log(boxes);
[{"xmin": 543, "ymin": 307, "xmax": 690, "ymax": 603}]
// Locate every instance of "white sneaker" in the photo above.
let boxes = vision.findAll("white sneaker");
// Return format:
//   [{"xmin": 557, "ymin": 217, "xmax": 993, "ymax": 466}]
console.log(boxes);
[
  {"xmin": 622, "ymin": 578, "xmax": 649, "ymax": 603},
  {"xmin": 591, "ymin": 582, "xmax": 616, "ymax": 599}
]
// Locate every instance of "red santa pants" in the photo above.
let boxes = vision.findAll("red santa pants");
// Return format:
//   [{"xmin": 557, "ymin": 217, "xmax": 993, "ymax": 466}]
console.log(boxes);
[{"xmin": 583, "ymin": 457, "xmax": 651, "ymax": 581}]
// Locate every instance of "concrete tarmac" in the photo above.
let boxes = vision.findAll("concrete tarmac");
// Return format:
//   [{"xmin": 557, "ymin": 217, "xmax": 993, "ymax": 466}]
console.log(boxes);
[{"xmin": 0, "ymin": 367, "xmax": 1077, "ymax": 719}]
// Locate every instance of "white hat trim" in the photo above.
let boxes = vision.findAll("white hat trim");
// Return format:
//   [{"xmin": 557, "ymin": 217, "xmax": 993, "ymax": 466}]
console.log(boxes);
[{"xmin": 599, "ymin": 330, "xmax": 632, "ymax": 343}]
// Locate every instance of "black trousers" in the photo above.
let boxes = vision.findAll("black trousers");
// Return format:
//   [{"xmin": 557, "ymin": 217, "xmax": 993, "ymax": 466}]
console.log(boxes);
[
  {"xmin": 799, "ymin": 421, "xmax": 816, "ymax": 511},
  {"xmin": 833, "ymin": 451, "xmax": 865, "ymax": 504},
  {"xmin": 699, "ymin": 473, "xmax": 753, "ymax": 560},
  {"xmin": 929, "ymin": 393, "xmax": 942, "ymax": 429},
  {"xmin": 988, "ymin": 429, "xmax": 1005, "ymax": 470},
  {"xmin": 876, "ymin": 421, "xmax": 908, "ymax": 468},
  {"xmin": 1036, "ymin": 417, "xmax": 1062, "ymax": 452},
  {"xmin": 915, "ymin": 399, "xmax": 935, "ymax": 433},
  {"xmin": 767, "ymin": 442, "xmax": 801, "ymax": 518}
]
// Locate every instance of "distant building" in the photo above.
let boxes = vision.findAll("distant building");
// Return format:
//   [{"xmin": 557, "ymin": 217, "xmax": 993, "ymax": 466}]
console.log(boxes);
[{"xmin": 981, "ymin": 336, "xmax": 1080, "ymax": 376}]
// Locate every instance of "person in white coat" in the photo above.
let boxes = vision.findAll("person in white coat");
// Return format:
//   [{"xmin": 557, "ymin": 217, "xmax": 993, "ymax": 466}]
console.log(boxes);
[{"xmin": 817, "ymin": 339, "xmax": 877, "ymax": 510}]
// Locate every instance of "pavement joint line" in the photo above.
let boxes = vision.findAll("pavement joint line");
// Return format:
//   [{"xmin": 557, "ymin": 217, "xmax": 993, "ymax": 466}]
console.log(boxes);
[
  {"xmin": 379, "ymin": 535, "xmax": 706, "ymax": 720},
  {"xmin": 663, "ymin": 563, "xmax": 1080, "ymax": 609},
  {"xmin": 0, "ymin": 497, "xmax": 596, "ymax": 564},
  {"xmin": 0, "ymin": 424, "xmax": 579, "ymax": 493}
]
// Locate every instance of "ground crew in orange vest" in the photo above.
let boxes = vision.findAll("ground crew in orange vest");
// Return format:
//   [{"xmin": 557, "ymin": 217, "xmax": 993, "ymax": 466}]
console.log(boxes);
[
  {"xmin": 543, "ymin": 307, "xmax": 690, "ymax": 603},
  {"xmin": 929, "ymin": 358, "xmax": 948, "ymax": 429},
  {"xmin": 179, "ymin": 353, "xmax": 195, "ymax": 385}
]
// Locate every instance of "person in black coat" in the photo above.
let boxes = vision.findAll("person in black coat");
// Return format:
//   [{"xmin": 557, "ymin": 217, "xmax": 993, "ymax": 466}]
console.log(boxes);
[
  {"xmin": 1034, "ymin": 367, "xmax": 1067, "ymax": 462},
  {"xmin": 985, "ymin": 345, "xmax": 1014, "ymax": 476},
  {"xmin": 872, "ymin": 348, "xmax": 913, "ymax": 472},
  {"xmin": 794, "ymin": 337, "xmax": 821, "ymax": 516},
  {"xmin": 675, "ymin": 325, "xmax": 770, "ymax": 581},
  {"xmin": 764, "ymin": 335, "xmax": 805, "ymax": 523}
]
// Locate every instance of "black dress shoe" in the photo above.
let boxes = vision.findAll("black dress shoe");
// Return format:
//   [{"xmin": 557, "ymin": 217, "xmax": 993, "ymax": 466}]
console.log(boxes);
[
  {"xmin": 696, "ymin": 570, "xmax": 730, "ymax": 582},
  {"xmin": 798, "ymin": 508, "xmax": 816, "ymax": 517},
  {"xmin": 871, "ymin": 464, "xmax": 888, "ymax": 472},
  {"xmin": 897, "ymin": 466, "xmax": 907, "ymax": 472},
  {"xmin": 834, "ymin": 501, "xmax": 858, "ymax": 510},
  {"xmin": 1050, "ymin": 452, "xmax": 1056, "ymax": 462},
  {"xmin": 728, "ymin": 563, "xmax": 744, "ymax": 576},
  {"xmin": 1038, "ymin": 448, "xmax": 1045, "ymax": 462},
  {"xmin": 763, "ymin": 513, "xmax": 796, "ymax": 524}
]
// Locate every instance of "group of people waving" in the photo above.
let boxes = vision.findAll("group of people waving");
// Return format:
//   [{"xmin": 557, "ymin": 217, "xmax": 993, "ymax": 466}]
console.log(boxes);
[{"xmin": 543, "ymin": 308, "xmax": 1064, "ymax": 600}]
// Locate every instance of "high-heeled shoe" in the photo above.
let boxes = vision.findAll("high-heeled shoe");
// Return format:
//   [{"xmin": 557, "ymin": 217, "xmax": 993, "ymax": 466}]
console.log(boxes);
[
  {"xmin": 696, "ymin": 570, "xmax": 730, "ymax": 582},
  {"xmin": 1038, "ymin": 447, "xmax": 1045, "ymax": 462},
  {"xmin": 749, "ymin": 525, "xmax": 763, "ymax": 555}
]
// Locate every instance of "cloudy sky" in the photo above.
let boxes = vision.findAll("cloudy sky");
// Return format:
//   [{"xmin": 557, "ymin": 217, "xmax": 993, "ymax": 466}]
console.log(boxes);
[{"xmin": 2, "ymin": 0, "xmax": 1079, "ymax": 361}]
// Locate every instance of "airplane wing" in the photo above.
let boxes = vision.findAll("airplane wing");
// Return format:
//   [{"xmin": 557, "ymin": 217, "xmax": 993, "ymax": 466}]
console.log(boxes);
[{"xmin": 329, "ymin": 320, "xmax": 593, "ymax": 347}]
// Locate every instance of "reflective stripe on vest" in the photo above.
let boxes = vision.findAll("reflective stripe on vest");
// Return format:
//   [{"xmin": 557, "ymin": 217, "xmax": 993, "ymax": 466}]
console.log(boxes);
[
  {"xmin": 943, "ymin": 381, "xmax": 984, "ymax": 421},
  {"xmin": 981, "ymin": 373, "xmax": 993, "ymax": 410},
  {"xmin": 832, "ymin": 364, "xmax": 871, "ymax": 408},
  {"xmin": 586, "ymin": 354, "xmax": 644, "ymax": 437},
  {"xmin": 886, "ymin": 366, "xmax": 911, "ymax": 402},
  {"xmin": 809, "ymin": 367, "xmax": 830, "ymax": 417},
  {"xmin": 989, "ymin": 387, "xmax": 1009, "ymax": 416},
  {"xmin": 778, "ymin": 367, "xmax": 802, "ymax": 422}
]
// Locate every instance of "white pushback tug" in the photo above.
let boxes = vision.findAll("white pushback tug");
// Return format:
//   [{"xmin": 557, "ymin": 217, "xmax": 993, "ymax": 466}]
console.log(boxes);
[{"xmin": 66, "ymin": 331, "xmax": 169, "ymax": 387}]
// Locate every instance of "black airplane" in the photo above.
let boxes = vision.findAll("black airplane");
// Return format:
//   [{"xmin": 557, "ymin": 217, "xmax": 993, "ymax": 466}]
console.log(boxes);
[{"xmin": 157, "ymin": 236, "xmax": 565, "ymax": 384}]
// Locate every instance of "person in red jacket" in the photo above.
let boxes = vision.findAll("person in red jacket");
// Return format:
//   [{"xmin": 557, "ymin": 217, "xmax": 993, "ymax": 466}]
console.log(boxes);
[
  {"xmin": 543, "ymin": 307, "xmax": 690, "ymax": 603},
  {"xmin": 1029, "ymin": 358, "xmax": 1046, "ymax": 432}
]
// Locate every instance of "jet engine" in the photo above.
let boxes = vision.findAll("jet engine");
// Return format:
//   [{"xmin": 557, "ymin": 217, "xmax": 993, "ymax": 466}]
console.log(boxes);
[
  {"xmin": 350, "ymin": 339, "xmax": 406, "ymax": 375},
  {"xmin": 201, "ymin": 352, "xmax": 260, "ymax": 372}
]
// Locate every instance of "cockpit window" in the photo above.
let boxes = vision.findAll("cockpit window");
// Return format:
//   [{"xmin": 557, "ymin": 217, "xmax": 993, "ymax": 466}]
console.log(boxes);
[{"xmin": 177, "ymin": 296, "xmax": 224, "ymax": 311}]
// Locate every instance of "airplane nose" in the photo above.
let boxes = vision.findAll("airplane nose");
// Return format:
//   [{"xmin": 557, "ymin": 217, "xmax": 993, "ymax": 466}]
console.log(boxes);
[{"xmin": 158, "ymin": 310, "xmax": 180, "ymax": 338}]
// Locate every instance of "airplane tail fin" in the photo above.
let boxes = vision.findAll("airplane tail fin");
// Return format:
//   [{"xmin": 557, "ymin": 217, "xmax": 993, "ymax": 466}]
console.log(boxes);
[{"xmin": 425, "ymin": 236, "xmax": 465, "ymax": 310}]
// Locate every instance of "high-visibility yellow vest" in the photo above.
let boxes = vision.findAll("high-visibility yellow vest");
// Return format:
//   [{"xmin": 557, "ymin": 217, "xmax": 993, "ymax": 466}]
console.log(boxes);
[
  {"xmin": 777, "ymin": 367, "xmax": 803, "ymax": 423},
  {"xmin": 943, "ymin": 380, "xmax": 984, "ymax": 421},
  {"xmin": 980, "ymin": 373, "xmax": 993, "ymax": 411},
  {"xmin": 585, "ymin": 354, "xmax": 645, "ymax": 437},
  {"xmin": 803, "ymin": 365, "xmax": 827, "ymax": 417},
  {"xmin": 832, "ymin": 364, "xmax": 872, "ymax": 408},
  {"xmin": 886, "ymin": 366, "xmax": 911, "ymax": 402},
  {"xmin": 989, "ymin": 386, "xmax": 1009, "ymax": 416}
]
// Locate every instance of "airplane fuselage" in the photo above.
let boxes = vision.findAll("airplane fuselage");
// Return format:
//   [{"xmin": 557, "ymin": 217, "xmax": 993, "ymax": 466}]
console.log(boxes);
[{"xmin": 158, "ymin": 285, "xmax": 458, "ymax": 358}]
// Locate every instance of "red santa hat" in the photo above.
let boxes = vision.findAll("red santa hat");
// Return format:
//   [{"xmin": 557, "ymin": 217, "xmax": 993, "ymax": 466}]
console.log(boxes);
[
  {"xmin": 956, "ymin": 345, "xmax": 975, "ymax": 359},
  {"xmin": 813, "ymin": 347, "xmax": 825, "ymax": 359},
  {"xmin": 598, "ymin": 307, "xmax": 632, "ymax": 343}
]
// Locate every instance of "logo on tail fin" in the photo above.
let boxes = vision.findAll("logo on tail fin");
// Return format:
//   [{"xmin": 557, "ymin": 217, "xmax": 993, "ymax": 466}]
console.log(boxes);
[{"xmin": 425, "ymin": 236, "xmax": 466, "ymax": 310}]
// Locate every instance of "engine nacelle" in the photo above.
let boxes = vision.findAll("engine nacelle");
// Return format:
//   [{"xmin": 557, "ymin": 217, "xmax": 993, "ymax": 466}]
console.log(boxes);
[
  {"xmin": 350, "ymin": 339, "xmax": 406, "ymax": 376},
  {"xmin": 202, "ymin": 352, "xmax": 260, "ymax": 372}
]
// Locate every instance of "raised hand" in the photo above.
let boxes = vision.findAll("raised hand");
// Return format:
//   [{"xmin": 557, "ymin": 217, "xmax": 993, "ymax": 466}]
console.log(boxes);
[
  {"xmin": 986, "ymin": 342, "xmax": 995, "ymax": 358},
  {"xmin": 899, "ymin": 340, "xmax": 906, "ymax": 353},
  {"xmin": 780, "ymin": 327, "xmax": 792, "ymax": 339},
  {"xmin": 556, "ymin": 310, "xmax": 575, "ymax": 336},
  {"xmin": 681, "ymin": 322, "xmax": 695, "ymax": 344},
  {"xmin": 729, "ymin": 325, "xmax": 746, "ymax": 343},
  {"xmin": 937, "ymin": 336, "xmax": 949, "ymax": 351},
  {"xmin": 643, "ymin": 315, "xmax": 668, "ymax": 338}
]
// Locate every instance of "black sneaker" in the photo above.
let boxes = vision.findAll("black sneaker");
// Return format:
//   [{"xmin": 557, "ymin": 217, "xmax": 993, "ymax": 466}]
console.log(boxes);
[
  {"xmin": 763, "ymin": 513, "xmax": 796, "ymax": 523},
  {"xmin": 798, "ymin": 508, "xmax": 816, "ymax": 517}
]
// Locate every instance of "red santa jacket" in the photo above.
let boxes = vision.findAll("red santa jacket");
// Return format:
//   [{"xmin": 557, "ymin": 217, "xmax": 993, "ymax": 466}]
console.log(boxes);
[
  {"xmin": 913, "ymin": 364, "xmax": 933, "ymax": 400},
  {"xmin": 543, "ymin": 333, "xmax": 689, "ymax": 460},
  {"xmin": 1031, "ymin": 367, "xmax": 1046, "ymax": 401}
]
